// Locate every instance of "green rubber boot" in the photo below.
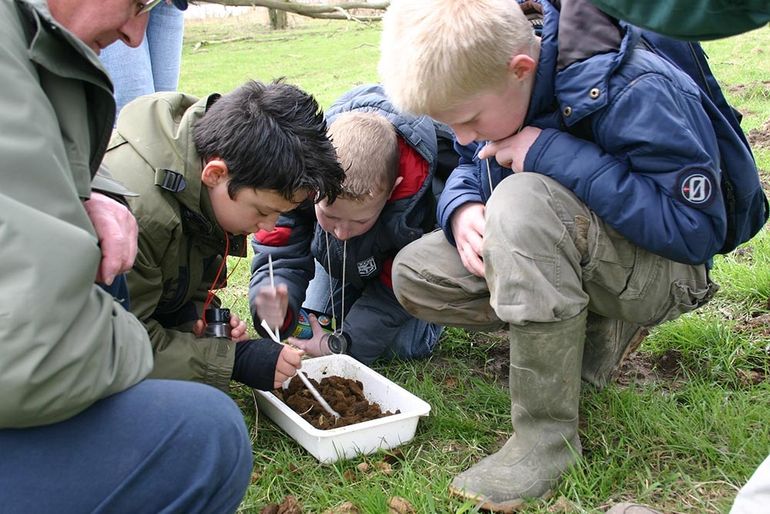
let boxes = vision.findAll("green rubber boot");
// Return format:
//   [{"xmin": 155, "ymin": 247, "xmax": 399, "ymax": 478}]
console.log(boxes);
[
  {"xmin": 449, "ymin": 310, "xmax": 587, "ymax": 512},
  {"xmin": 582, "ymin": 312, "xmax": 648, "ymax": 388}
]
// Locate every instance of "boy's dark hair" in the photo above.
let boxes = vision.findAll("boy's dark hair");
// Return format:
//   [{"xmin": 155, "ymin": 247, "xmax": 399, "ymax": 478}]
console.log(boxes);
[{"xmin": 193, "ymin": 79, "xmax": 343, "ymax": 203}]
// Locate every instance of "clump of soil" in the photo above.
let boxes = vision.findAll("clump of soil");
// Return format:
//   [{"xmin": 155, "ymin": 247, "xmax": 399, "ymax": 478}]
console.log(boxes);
[{"xmin": 274, "ymin": 375, "xmax": 399, "ymax": 430}]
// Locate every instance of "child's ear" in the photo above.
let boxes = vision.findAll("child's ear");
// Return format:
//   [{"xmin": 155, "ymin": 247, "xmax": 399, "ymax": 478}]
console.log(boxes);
[
  {"xmin": 389, "ymin": 176, "xmax": 405, "ymax": 196},
  {"xmin": 201, "ymin": 159, "xmax": 230, "ymax": 187},
  {"xmin": 508, "ymin": 54, "xmax": 537, "ymax": 80}
]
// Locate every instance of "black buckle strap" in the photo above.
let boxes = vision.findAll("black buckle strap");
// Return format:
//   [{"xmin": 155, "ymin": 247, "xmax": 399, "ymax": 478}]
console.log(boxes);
[{"xmin": 157, "ymin": 169, "xmax": 187, "ymax": 192}]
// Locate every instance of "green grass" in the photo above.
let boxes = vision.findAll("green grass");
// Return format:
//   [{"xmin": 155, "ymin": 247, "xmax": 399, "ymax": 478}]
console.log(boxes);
[
  {"xmin": 181, "ymin": 18, "xmax": 770, "ymax": 514},
  {"xmin": 181, "ymin": 18, "xmax": 380, "ymax": 108}
]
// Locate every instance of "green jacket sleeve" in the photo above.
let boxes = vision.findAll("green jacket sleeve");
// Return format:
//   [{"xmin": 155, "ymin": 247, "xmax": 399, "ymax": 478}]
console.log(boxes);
[
  {"xmin": 589, "ymin": 0, "xmax": 770, "ymax": 40},
  {"xmin": 0, "ymin": 0, "xmax": 153, "ymax": 428},
  {"xmin": 0, "ymin": 195, "xmax": 154, "ymax": 428}
]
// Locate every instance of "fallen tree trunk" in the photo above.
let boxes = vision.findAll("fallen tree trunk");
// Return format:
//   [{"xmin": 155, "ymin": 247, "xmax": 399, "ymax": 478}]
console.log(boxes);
[{"xmin": 199, "ymin": 0, "xmax": 390, "ymax": 21}]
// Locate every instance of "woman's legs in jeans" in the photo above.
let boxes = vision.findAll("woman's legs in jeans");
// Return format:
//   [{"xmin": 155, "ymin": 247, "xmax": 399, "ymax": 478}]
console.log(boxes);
[
  {"xmin": 146, "ymin": 1, "xmax": 185, "ymax": 92},
  {"xmin": 0, "ymin": 380, "xmax": 252, "ymax": 514},
  {"xmin": 99, "ymin": 39, "xmax": 153, "ymax": 115}
]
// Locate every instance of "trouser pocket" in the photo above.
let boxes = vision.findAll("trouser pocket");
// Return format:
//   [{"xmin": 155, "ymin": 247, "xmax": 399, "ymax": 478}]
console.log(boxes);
[{"xmin": 651, "ymin": 275, "xmax": 719, "ymax": 326}]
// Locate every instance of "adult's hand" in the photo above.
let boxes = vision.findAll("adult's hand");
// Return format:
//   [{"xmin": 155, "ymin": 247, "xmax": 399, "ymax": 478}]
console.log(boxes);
[
  {"xmin": 83, "ymin": 192, "xmax": 138, "ymax": 285},
  {"xmin": 450, "ymin": 202, "xmax": 486, "ymax": 278}
]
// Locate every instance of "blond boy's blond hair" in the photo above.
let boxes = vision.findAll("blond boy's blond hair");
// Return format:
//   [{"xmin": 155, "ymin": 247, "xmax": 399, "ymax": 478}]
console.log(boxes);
[
  {"xmin": 328, "ymin": 111, "xmax": 399, "ymax": 200},
  {"xmin": 379, "ymin": 0, "xmax": 537, "ymax": 116}
]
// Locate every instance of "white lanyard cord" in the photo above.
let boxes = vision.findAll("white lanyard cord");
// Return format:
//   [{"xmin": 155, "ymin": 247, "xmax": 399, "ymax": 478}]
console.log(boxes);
[
  {"xmin": 485, "ymin": 156, "xmax": 494, "ymax": 195},
  {"xmin": 323, "ymin": 232, "xmax": 346, "ymax": 335}
]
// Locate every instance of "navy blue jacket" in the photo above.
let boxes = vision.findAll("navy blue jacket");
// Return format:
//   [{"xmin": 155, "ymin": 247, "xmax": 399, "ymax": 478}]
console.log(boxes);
[
  {"xmin": 249, "ymin": 84, "xmax": 444, "ymax": 363},
  {"xmin": 438, "ymin": 0, "xmax": 763, "ymax": 265}
]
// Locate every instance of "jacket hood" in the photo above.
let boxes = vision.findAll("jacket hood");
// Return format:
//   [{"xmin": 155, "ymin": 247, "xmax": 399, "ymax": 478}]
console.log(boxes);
[
  {"xmin": 326, "ymin": 83, "xmax": 441, "ymax": 171},
  {"xmin": 324, "ymin": 83, "xmax": 444, "ymax": 235}
]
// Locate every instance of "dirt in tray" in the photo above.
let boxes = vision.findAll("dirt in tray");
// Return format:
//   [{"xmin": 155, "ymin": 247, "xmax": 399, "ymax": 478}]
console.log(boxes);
[{"xmin": 273, "ymin": 374, "xmax": 399, "ymax": 430}]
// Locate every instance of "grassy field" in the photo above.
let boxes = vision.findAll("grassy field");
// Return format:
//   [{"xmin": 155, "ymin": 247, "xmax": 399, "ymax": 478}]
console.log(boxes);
[{"xmin": 180, "ymin": 15, "xmax": 770, "ymax": 514}]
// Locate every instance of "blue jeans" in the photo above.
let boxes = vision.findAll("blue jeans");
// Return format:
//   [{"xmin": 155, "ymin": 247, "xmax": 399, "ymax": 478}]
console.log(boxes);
[
  {"xmin": 0, "ymin": 380, "xmax": 252, "ymax": 514},
  {"xmin": 99, "ymin": 1, "xmax": 185, "ymax": 114},
  {"xmin": 305, "ymin": 260, "xmax": 441, "ymax": 361}
]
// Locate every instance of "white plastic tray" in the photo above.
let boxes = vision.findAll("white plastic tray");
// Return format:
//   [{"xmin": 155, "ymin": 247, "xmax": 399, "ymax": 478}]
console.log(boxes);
[{"xmin": 254, "ymin": 354, "xmax": 431, "ymax": 463}]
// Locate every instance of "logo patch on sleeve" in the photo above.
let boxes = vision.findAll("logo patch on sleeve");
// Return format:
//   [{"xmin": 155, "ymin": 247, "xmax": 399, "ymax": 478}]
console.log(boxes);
[{"xmin": 678, "ymin": 170, "xmax": 715, "ymax": 207}]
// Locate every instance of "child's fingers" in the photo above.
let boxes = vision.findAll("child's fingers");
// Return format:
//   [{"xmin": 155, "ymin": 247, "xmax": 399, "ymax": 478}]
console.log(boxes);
[
  {"xmin": 477, "ymin": 142, "xmax": 497, "ymax": 160},
  {"xmin": 192, "ymin": 319, "xmax": 205, "ymax": 337},
  {"xmin": 308, "ymin": 314, "xmax": 327, "ymax": 337},
  {"xmin": 275, "ymin": 354, "xmax": 301, "ymax": 380}
]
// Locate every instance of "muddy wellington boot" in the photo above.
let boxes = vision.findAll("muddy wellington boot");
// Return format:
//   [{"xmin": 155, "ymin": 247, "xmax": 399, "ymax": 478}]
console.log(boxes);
[
  {"xmin": 449, "ymin": 310, "xmax": 588, "ymax": 512},
  {"xmin": 581, "ymin": 311, "xmax": 649, "ymax": 388}
]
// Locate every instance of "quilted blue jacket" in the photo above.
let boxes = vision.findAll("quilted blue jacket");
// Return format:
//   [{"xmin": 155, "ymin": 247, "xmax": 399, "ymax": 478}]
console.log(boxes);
[{"xmin": 438, "ymin": 0, "xmax": 763, "ymax": 265}]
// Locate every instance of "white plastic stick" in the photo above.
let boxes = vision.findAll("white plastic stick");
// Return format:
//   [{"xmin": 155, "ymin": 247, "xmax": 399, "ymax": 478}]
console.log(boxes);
[
  {"xmin": 260, "ymin": 319, "xmax": 279, "ymax": 342},
  {"xmin": 268, "ymin": 254, "xmax": 281, "ymax": 340},
  {"xmin": 260, "ymin": 320, "xmax": 341, "ymax": 420},
  {"xmin": 295, "ymin": 371, "xmax": 341, "ymax": 420}
]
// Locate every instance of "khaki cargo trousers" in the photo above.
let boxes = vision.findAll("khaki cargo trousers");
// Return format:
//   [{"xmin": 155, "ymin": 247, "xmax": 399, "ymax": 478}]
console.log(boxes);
[{"xmin": 393, "ymin": 173, "xmax": 716, "ymax": 334}]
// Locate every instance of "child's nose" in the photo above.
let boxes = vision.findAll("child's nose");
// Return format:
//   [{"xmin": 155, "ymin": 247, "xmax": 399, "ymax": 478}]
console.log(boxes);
[
  {"xmin": 453, "ymin": 126, "xmax": 476, "ymax": 146},
  {"xmin": 333, "ymin": 225, "xmax": 351, "ymax": 241},
  {"xmin": 258, "ymin": 219, "xmax": 277, "ymax": 232}
]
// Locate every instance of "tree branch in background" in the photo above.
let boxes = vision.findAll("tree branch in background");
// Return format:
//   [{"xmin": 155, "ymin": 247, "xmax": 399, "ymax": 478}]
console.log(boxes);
[{"xmin": 198, "ymin": 0, "xmax": 390, "ymax": 21}]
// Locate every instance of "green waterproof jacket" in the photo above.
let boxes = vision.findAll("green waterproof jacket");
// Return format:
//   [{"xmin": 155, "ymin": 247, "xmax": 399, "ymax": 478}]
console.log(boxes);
[
  {"xmin": 590, "ymin": 0, "xmax": 770, "ymax": 40},
  {"xmin": 0, "ymin": 0, "xmax": 154, "ymax": 428},
  {"xmin": 104, "ymin": 93, "xmax": 246, "ymax": 391}
]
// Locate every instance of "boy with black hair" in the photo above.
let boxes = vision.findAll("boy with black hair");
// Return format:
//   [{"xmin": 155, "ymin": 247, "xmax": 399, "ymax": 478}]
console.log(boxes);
[
  {"xmin": 379, "ymin": 0, "xmax": 765, "ymax": 510},
  {"xmin": 104, "ymin": 79, "xmax": 344, "ymax": 392},
  {"xmin": 249, "ymin": 83, "xmax": 450, "ymax": 365}
]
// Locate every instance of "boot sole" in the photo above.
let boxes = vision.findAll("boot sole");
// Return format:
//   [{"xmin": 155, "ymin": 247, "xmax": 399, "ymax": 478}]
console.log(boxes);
[{"xmin": 448, "ymin": 484, "xmax": 553, "ymax": 512}]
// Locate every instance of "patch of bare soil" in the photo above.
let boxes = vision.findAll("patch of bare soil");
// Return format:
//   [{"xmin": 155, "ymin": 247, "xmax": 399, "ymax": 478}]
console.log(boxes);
[
  {"xmin": 736, "ymin": 311, "xmax": 770, "ymax": 336},
  {"xmin": 478, "ymin": 331, "xmax": 510, "ymax": 384},
  {"xmin": 614, "ymin": 349, "xmax": 686, "ymax": 388},
  {"xmin": 436, "ymin": 331, "xmax": 692, "ymax": 389},
  {"xmin": 747, "ymin": 120, "xmax": 770, "ymax": 150},
  {"xmin": 727, "ymin": 80, "xmax": 770, "ymax": 98},
  {"xmin": 274, "ymin": 375, "xmax": 398, "ymax": 430},
  {"xmin": 468, "ymin": 330, "xmax": 511, "ymax": 381}
]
